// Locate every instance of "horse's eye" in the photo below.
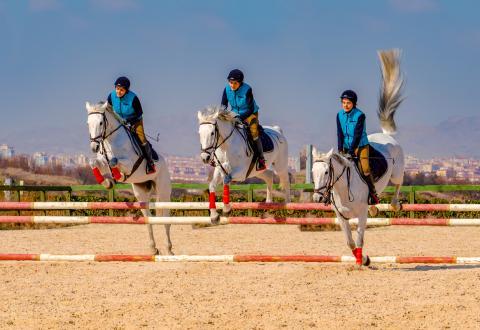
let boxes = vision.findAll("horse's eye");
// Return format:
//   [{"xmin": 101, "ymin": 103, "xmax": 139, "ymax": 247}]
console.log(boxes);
[
  {"xmin": 211, "ymin": 132, "xmax": 214, "ymax": 136},
  {"xmin": 325, "ymin": 171, "xmax": 328, "ymax": 175},
  {"xmin": 100, "ymin": 122, "xmax": 103, "ymax": 126}
]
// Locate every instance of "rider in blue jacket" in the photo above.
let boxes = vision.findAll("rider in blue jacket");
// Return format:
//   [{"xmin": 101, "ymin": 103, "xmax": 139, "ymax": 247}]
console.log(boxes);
[
  {"xmin": 107, "ymin": 76, "xmax": 156, "ymax": 174},
  {"xmin": 221, "ymin": 69, "xmax": 266, "ymax": 171},
  {"xmin": 337, "ymin": 90, "xmax": 379, "ymax": 204}
]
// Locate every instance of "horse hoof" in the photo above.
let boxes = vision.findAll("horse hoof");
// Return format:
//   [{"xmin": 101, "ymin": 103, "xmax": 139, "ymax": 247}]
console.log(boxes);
[
  {"xmin": 368, "ymin": 205, "xmax": 378, "ymax": 217},
  {"xmin": 210, "ymin": 215, "xmax": 220, "ymax": 225},
  {"xmin": 363, "ymin": 256, "xmax": 371, "ymax": 267},
  {"xmin": 102, "ymin": 179, "xmax": 114, "ymax": 190},
  {"xmin": 391, "ymin": 203, "xmax": 402, "ymax": 212},
  {"xmin": 151, "ymin": 248, "xmax": 160, "ymax": 255}
]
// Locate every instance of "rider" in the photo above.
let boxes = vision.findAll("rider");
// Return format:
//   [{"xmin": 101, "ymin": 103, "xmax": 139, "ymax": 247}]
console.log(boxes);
[
  {"xmin": 107, "ymin": 76, "xmax": 156, "ymax": 175},
  {"xmin": 336, "ymin": 90, "xmax": 379, "ymax": 205},
  {"xmin": 221, "ymin": 69, "xmax": 266, "ymax": 171}
]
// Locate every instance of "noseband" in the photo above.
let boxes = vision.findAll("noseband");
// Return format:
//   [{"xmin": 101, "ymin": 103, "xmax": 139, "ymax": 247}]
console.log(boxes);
[
  {"xmin": 88, "ymin": 111, "xmax": 124, "ymax": 144},
  {"xmin": 313, "ymin": 158, "xmax": 350, "ymax": 205}
]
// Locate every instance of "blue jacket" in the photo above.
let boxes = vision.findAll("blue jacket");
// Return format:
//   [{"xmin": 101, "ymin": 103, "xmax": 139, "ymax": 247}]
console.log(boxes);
[
  {"xmin": 108, "ymin": 90, "xmax": 143, "ymax": 122},
  {"xmin": 221, "ymin": 82, "xmax": 259, "ymax": 120},
  {"xmin": 336, "ymin": 107, "xmax": 369, "ymax": 153}
]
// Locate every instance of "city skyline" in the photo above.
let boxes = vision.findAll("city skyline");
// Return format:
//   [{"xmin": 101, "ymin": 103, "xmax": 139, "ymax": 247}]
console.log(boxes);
[{"xmin": 1, "ymin": 1, "xmax": 479, "ymax": 158}]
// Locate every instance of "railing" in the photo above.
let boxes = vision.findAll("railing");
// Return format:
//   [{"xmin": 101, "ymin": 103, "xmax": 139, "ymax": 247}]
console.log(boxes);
[{"xmin": 1, "ymin": 184, "xmax": 480, "ymax": 217}]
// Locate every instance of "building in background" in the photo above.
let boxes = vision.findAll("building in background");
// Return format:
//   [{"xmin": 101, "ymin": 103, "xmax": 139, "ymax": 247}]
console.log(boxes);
[
  {"xmin": 166, "ymin": 156, "xmax": 210, "ymax": 182},
  {"xmin": 0, "ymin": 144, "xmax": 14, "ymax": 159}
]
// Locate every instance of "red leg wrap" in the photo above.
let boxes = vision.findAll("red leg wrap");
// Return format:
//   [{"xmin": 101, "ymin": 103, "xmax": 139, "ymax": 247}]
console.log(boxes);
[
  {"xmin": 92, "ymin": 167, "xmax": 104, "ymax": 184},
  {"xmin": 223, "ymin": 185, "xmax": 230, "ymax": 204},
  {"xmin": 111, "ymin": 167, "xmax": 122, "ymax": 181},
  {"xmin": 352, "ymin": 248, "xmax": 363, "ymax": 265},
  {"xmin": 209, "ymin": 192, "xmax": 216, "ymax": 209}
]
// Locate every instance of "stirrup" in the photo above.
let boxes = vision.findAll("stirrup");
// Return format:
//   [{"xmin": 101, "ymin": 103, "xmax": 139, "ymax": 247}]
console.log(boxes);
[
  {"xmin": 368, "ymin": 193, "xmax": 379, "ymax": 205},
  {"xmin": 256, "ymin": 158, "xmax": 267, "ymax": 171},
  {"xmin": 146, "ymin": 163, "xmax": 156, "ymax": 174}
]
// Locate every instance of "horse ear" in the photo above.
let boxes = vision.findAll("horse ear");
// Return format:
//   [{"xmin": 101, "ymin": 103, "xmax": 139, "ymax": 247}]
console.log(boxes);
[
  {"xmin": 101, "ymin": 102, "xmax": 108, "ymax": 110},
  {"xmin": 197, "ymin": 111, "xmax": 203, "ymax": 122},
  {"xmin": 311, "ymin": 146, "xmax": 321, "ymax": 160},
  {"xmin": 86, "ymin": 102, "xmax": 92, "ymax": 111},
  {"xmin": 326, "ymin": 148, "xmax": 334, "ymax": 158}
]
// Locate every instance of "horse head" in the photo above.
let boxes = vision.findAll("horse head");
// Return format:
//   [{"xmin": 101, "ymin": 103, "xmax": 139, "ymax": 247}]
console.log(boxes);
[
  {"xmin": 197, "ymin": 105, "xmax": 237, "ymax": 164},
  {"xmin": 86, "ymin": 101, "xmax": 111, "ymax": 153},
  {"xmin": 312, "ymin": 147, "xmax": 350, "ymax": 203}
]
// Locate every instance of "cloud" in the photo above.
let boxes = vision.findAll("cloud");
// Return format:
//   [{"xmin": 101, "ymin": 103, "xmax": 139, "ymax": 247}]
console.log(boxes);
[
  {"xmin": 29, "ymin": 0, "xmax": 61, "ymax": 12},
  {"xmin": 389, "ymin": 0, "xmax": 438, "ymax": 13},
  {"xmin": 90, "ymin": 0, "xmax": 139, "ymax": 11}
]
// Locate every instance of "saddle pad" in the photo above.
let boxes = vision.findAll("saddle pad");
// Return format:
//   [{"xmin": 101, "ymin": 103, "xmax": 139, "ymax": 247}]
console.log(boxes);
[
  {"xmin": 259, "ymin": 129, "xmax": 274, "ymax": 153},
  {"xmin": 368, "ymin": 145, "xmax": 388, "ymax": 182}
]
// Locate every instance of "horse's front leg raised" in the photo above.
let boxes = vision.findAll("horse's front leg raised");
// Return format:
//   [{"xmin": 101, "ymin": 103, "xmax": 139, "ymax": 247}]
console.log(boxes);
[{"xmin": 209, "ymin": 167, "xmax": 223, "ymax": 224}]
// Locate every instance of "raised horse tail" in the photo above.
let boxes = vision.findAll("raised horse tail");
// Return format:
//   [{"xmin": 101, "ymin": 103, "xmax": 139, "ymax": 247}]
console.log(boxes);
[{"xmin": 377, "ymin": 49, "xmax": 405, "ymax": 135}]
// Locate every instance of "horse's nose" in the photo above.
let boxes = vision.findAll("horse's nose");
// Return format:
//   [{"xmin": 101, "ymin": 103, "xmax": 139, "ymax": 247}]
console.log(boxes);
[
  {"xmin": 200, "ymin": 152, "xmax": 210, "ymax": 164},
  {"xmin": 312, "ymin": 192, "xmax": 321, "ymax": 203},
  {"xmin": 90, "ymin": 142, "xmax": 99, "ymax": 153}
]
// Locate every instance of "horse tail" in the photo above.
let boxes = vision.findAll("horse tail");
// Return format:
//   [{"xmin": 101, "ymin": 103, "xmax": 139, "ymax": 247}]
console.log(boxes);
[{"xmin": 377, "ymin": 49, "xmax": 405, "ymax": 135}]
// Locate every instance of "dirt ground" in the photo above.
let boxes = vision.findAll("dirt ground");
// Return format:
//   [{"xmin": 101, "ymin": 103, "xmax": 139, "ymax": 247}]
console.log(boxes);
[{"xmin": 1, "ymin": 223, "xmax": 480, "ymax": 329}]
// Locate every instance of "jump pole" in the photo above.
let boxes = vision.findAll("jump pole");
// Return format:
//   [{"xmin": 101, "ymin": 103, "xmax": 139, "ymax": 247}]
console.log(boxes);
[{"xmin": 0, "ymin": 254, "xmax": 479, "ymax": 264}]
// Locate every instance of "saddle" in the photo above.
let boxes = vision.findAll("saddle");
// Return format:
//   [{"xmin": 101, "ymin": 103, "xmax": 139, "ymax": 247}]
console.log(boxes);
[
  {"xmin": 354, "ymin": 145, "xmax": 387, "ymax": 182},
  {"xmin": 125, "ymin": 126, "xmax": 159, "ymax": 162},
  {"xmin": 245, "ymin": 125, "xmax": 275, "ymax": 153}
]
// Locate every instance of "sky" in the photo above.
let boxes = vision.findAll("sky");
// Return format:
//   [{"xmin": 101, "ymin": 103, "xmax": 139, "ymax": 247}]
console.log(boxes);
[{"xmin": 1, "ymin": 0, "xmax": 479, "ymax": 158}]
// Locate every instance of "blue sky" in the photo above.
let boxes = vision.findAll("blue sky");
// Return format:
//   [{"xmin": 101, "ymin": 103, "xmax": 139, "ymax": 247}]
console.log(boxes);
[{"xmin": 1, "ymin": 0, "xmax": 479, "ymax": 157}]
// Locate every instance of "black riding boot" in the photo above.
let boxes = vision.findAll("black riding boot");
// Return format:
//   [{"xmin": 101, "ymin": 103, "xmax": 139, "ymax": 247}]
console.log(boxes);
[
  {"xmin": 365, "ymin": 174, "xmax": 379, "ymax": 205},
  {"xmin": 254, "ymin": 138, "xmax": 266, "ymax": 171},
  {"xmin": 142, "ymin": 143, "xmax": 156, "ymax": 174}
]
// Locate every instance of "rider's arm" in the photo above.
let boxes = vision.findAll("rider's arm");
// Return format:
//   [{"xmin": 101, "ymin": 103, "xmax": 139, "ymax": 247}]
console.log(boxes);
[
  {"xmin": 350, "ymin": 113, "xmax": 366, "ymax": 154},
  {"xmin": 107, "ymin": 94, "xmax": 112, "ymax": 105},
  {"xmin": 336, "ymin": 113, "xmax": 344, "ymax": 152},
  {"xmin": 239, "ymin": 87, "xmax": 255, "ymax": 121},
  {"xmin": 221, "ymin": 88, "xmax": 228, "ymax": 109},
  {"xmin": 130, "ymin": 96, "xmax": 143, "ymax": 122}
]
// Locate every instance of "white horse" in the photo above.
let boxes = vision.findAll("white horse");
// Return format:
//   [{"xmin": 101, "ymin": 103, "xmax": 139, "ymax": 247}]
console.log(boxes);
[
  {"xmin": 312, "ymin": 49, "xmax": 405, "ymax": 266},
  {"xmin": 86, "ymin": 101, "xmax": 173, "ymax": 255},
  {"xmin": 198, "ymin": 106, "xmax": 290, "ymax": 223}
]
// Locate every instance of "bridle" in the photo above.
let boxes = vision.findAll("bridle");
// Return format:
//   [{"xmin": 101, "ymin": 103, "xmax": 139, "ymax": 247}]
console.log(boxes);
[
  {"xmin": 88, "ymin": 111, "xmax": 124, "ymax": 163},
  {"xmin": 199, "ymin": 120, "xmax": 236, "ymax": 174},
  {"xmin": 313, "ymin": 157, "xmax": 352, "ymax": 205},
  {"xmin": 88, "ymin": 111, "xmax": 124, "ymax": 144}
]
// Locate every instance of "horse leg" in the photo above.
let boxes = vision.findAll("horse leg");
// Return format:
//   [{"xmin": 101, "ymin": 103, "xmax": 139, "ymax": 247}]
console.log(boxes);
[
  {"xmin": 209, "ymin": 168, "xmax": 222, "ymax": 224},
  {"xmin": 132, "ymin": 183, "xmax": 159, "ymax": 255},
  {"xmin": 337, "ymin": 215, "xmax": 356, "ymax": 251},
  {"xmin": 156, "ymin": 167, "xmax": 173, "ymax": 255},
  {"xmin": 278, "ymin": 169, "xmax": 291, "ymax": 203},
  {"xmin": 222, "ymin": 183, "xmax": 232, "ymax": 216},
  {"xmin": 354, "ymin": 211, "xmax": 370, "ymax": 266},
  {"xmin": 256, "ymin": 169, "xmax": 274, "ymax": 202},
  {"xmin": 390, "ymin": 184, "xmax": 402, "ymax": 212}
]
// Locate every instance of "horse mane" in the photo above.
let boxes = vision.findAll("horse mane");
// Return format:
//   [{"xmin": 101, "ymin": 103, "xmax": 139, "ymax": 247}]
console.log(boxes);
[
  {"xmin": 197, "ymin": 105, "xmax": 237, "ymax": 123},
  {"xmin": 312, "ymin": 147, "xmax": 350, "ymax": 167}
]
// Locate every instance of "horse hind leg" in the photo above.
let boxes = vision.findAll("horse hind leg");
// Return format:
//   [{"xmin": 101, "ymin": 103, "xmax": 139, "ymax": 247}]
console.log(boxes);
[
  {"xmin": 132, "ymin": 183, "xmax": 160, "ymax": 255},
  {"xmin": 277, "ymin": 169, "xmax": 291, "ymax": 203},
  {"xmin": 256, "ymin": 169, "xmax": 274, "ymax": 202},
  {"xmin": 156, "ymin": 168, "xmax": 173, "ymax": 255}
]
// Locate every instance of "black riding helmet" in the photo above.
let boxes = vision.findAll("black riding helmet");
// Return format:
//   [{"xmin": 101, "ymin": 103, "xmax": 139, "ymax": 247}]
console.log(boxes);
[
  {"xmin": 227, "ymin": 69, "xmax": 244, "ymax": 82},
  {"xmin": 340, "ymin": 90, "xmax": 357, "ymax": 106},
  {"xmin": 115, "ymin": 76, "xmax": 130, "ymax": 90}
]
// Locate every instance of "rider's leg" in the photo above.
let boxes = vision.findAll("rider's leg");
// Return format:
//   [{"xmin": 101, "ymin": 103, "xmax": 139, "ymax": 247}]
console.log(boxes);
[
  {"xmin": 133, "ymin": 120, "xmax": 156, "ymax": 174},
  {"xmin": 357, "ymin": 145, "xmax": 379, "ymax": 205},
  {"xmin": 245, "ymin": 113, "xmax": 266, "ymax": 171}
]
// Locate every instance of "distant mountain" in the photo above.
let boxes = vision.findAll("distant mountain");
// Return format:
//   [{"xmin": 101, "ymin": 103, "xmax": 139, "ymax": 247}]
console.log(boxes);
[{"xmin": 397, "ymin": 115, "xmax": 480, "ymax": 158}]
